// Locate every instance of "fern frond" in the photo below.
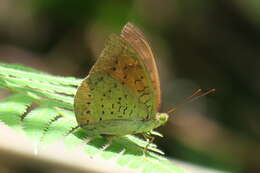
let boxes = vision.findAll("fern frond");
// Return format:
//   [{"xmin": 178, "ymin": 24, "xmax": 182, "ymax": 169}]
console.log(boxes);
[{"xmin": 0, "ymin": 63, "xmax": 186, "ymax": 173}]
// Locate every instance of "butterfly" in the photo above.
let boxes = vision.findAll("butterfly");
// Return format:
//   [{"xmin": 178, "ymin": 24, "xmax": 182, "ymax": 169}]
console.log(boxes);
[
  {"xmin": 74, "ymin": 22, "xmax": 214, "ymax": 141},
  {"xmin": 74, "ymin": 22, "xmax": 168, "ymax": 139}
]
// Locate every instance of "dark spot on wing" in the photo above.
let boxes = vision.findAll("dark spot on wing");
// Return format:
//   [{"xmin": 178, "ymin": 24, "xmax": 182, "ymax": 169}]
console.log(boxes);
[
  {"xmin": 144, "ymin": 99, "xmax": 150, "ymax": 105},
  {"xmin": 134, "ymin": 79, "xmax": 142, "ymax": 84},
  {"xmin": 139, "ymin": 92, "xmax": 150, "ymax": 98},
  {"xmin": 146, "ymin": 105, "xmax": 152, "ymax": 111},
  {"xmin": 129, "ymin": 110, "xmax": 133, "ymax": 116},
  {"xmin": 123, "ymin": 106, "xmax": 128, "ymax": 114},
  {"xmin": 137, "ymin": 86, "xmax": 148, "ymax": 93},
  {"xmin": 118, "ymin": 105, "xmax": 123, "ymax": 112}
]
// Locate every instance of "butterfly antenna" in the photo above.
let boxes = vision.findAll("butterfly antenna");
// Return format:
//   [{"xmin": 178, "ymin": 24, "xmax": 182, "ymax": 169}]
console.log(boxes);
[{"xmin": 167, "ymin": 88, "xmax": 216, "ymax": 115}]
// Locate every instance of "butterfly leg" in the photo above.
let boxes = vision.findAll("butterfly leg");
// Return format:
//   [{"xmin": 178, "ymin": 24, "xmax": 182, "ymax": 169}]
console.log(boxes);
[
  {"xmin": 101, "ymin": 134, "xmax": 119, "ymax": 150},
  {"xmin": 142, "ymin": 132, "xmax": 155, "ymax": 157},
  {"xmin": 85, "ymin": 136, "xmax": 95, "ymax": 144}
]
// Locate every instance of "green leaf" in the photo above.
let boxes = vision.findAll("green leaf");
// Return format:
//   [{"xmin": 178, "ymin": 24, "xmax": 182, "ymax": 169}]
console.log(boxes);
[
  {"xmin": 0, "ymin": 94, "xmax": 33, "ymax": 130},
  {"xmin": 0, "ymin": 62, "xmax": 187, "ymax": 173}
]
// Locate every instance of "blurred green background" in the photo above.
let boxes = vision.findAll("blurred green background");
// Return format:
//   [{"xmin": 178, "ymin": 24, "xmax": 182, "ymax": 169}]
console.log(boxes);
[{"xmin": 0, "ymin": 0, "xmax": 260, "ymax": 172}]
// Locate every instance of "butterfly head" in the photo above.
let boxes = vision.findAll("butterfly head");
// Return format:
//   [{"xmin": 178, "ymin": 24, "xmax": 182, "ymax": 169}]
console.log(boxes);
[{"xmin": 156, "ymin": 113, "xmax": 169, "ymax": 125}]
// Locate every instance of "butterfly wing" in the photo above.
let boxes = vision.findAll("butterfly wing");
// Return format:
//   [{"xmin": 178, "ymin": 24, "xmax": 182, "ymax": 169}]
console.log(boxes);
[
  {"xmin": 121, "ymin": 22, "xmax": 161, "ymax": 110},
  {"xmin": 74, "ymin": 33, "xmax": 157, "ymax": 126}
]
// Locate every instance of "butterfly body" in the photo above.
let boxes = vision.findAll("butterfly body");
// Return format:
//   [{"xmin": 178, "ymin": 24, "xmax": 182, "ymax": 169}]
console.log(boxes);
[{"xmin": 74, "ymin": 23, "xmax": 168, "ymax": 136}]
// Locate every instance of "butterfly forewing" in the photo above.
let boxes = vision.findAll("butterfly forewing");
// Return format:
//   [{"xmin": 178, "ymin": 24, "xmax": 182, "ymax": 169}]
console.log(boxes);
[
  {"xmin": 74, "ymin": 34, "xmax": 157, "ymax": 126},
  {"xmin": 121, "ymin": 23, "xmax": 161, "ymax": 110}
]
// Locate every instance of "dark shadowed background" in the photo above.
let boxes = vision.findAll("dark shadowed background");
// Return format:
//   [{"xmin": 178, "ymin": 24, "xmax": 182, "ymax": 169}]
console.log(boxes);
[{"xmin": 0, "ymin": 0, "xmax": 259, "ymax": 173}]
